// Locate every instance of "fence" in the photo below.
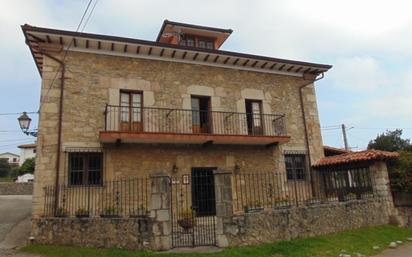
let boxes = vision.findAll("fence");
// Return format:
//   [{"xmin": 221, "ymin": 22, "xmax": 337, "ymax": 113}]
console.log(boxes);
[
  {"xmin": 105, "ymin": 105, "xmax": 286, "ymax": 137},
  {"xmin": 43, "ymin": 177, "xmax": 150, "ymax": 218},
  {"xmin": 232, "ymin": 168, "xmax": 375, "ymax": 213},
  {"xmin": 42, "ymin": 167, "xmax": 376, "ymax": 217}
]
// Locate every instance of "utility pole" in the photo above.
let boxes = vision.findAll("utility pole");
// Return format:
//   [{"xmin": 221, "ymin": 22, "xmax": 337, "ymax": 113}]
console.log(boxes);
[{"xmin": 341, "ymin": 124, "xmax": 349, "ymax": 150}]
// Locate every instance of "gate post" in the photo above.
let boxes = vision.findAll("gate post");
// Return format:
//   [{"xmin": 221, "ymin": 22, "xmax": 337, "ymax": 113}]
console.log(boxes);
[
  {"xmin": 213, "ymin": 169, "xmax": 233, "ymax": 248},
  {"xmin": 150, "ymin": 172, "xmax": 171, "ymax": 251}
]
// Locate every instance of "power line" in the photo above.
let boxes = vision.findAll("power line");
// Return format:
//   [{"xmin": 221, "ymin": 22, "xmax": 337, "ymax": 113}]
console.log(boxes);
[
  {"xmin": 43, "ymin": 0, "xmax": 96, "ymax": 99},
  {"xmin": 0, "ymin": 112, "xmax": 38, "ymax": 116}
]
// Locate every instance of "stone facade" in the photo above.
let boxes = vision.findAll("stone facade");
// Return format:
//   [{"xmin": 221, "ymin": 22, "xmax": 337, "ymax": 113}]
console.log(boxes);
[
  {"xmin": 0, "ymin": 182, "xmax": 33, "ymax": 195},
  {"xmin": 33, "ymin": 50, "xmax": 324, "ymax": 218}
]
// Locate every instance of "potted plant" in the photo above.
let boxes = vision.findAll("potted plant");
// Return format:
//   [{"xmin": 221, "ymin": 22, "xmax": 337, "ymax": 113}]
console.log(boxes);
[
  {"xmin": 130, "ymin": 205, "xmax": 148, "ymax": 218},
  {"xmin": 177, "ymin": 208, "xmax": 195, "ymax": 231},
  {"xmin": 75, "ymin": 208, "xmax": 90, "ymax": 218},
  {"xmin": 54, "ymin": 207, "xmax": 68, "ymax": 217},
  {"xmin": 273, "ymin": 195, "xmax": 291, "ymax": 208},
  {"xmin": 244, "ymin": 200, "xmax": 264, "ymax": 213},
  {"xmin": 100, "ymin": 206, "xmax": 121, "ymax": 218},
  {"xmin": 305, "ymin": 197, "xmax": 322, "ymax": 206},
  {"xmin": 344, "ymin": 192, "xmax": 357, "ymax": 201}
]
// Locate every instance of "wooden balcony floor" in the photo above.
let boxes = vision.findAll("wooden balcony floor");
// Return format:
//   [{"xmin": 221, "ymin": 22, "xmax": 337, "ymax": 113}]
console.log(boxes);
[{"xmin": 99, "ymin": 131, "xmax": 290, "ymax": 146}]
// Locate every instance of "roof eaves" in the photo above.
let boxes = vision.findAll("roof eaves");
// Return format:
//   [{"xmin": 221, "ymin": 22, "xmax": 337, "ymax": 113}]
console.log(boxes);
[{"xmin": 22, "ymin": 24, "xmax": 333, "ymax": 74}]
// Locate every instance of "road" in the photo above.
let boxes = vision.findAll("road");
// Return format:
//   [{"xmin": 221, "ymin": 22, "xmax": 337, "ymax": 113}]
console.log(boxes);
[{"xmin": 0, "ymin": 195, "xmax": 39, "ymax": 257}]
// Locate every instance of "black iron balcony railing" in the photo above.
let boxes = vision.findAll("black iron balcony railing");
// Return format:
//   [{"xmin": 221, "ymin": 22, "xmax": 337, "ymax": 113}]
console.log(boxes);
[{"xmin": 104, "ymin": 105, "xmax": 286, "ymax": 136}]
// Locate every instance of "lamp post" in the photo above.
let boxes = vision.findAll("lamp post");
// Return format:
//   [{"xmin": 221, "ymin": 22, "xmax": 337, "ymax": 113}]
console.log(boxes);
[{"xmin": 17, "ymin": 112, "xmax": 38, "ymax": 137}]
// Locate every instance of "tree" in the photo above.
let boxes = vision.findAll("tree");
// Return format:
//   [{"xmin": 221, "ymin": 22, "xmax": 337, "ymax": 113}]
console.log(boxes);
[
  {"xmin": 367, "ymin": 129, "xmax": 412, "ymax": 151},
  {"xmin": 0, "ymin": 159, "xmax": 11, "ymax": 177},
  {"xmin": 19, "ymin": 157, "xmax": 35, "ymax": 175},
  {"xmin": 368, "ymin": 129, "xmax": 412, "ymax": 192},
  {"xmin": 389, "ymin": 151, "xmax": 412, "ymax": 192}
]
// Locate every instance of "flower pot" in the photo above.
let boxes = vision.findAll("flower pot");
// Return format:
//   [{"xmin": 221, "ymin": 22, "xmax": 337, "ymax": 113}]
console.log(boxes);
[
  {"xmin": 178, "ymin": 218, "xmax": 194, "ymax": 231},
  {"xmin": 244, "ymin": 206, "xmax": 264, "ymax": 213}
]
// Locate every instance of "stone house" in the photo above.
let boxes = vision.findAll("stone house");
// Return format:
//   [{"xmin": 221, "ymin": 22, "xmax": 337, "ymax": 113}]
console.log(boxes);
[{"xmin": 22, "ymin": 20, "xmax": 398, "ymax": 250}]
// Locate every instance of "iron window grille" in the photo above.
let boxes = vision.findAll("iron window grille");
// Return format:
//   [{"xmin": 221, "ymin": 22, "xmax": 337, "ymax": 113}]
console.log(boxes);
[
  {"xmin": 285, "ymin": 154, "xmax": 307, "ymax": 180},
  {"xmin": 68, "ymin": 152, "xmax": 103, "ymax": 186}
]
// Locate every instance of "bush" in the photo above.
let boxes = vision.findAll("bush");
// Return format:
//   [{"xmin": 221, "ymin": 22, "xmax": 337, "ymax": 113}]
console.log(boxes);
[{"xmin": 0, "ymin": 159, "xmax": 11, "ymax": 177}]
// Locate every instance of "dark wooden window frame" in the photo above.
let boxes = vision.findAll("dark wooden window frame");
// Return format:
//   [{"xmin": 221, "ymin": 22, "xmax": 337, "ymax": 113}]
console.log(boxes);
[
  {"xmin": 68, "ymin": 152, "xmax": 103, "ymax": 186},
  {"xmin": 179, "ymin": 34, "xmax": 216, "ymax": 49},
  {"xmin": 119, "ymin": 90, "xmax": 144, "ymax": 132},
  {"xmin": 284, "ymin": 154, "xmax": 307, "ymax": 181}
]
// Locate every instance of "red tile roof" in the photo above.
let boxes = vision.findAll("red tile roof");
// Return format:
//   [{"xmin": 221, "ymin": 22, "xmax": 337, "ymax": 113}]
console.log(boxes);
[
  {"xmin": 323, "ymin": 145, "xmax": 350, "ymax": 156},
  {"xmin": 314, "ymin": 149, "xmax": 399, "ymax": 168}
]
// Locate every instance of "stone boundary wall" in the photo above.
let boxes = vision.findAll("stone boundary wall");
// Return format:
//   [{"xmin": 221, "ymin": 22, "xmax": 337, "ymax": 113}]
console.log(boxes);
[
  {"xmin": 31, "ymin": 217, "xmax": 153, "ymax": 250},
  {"xmin": 396, "ymin": 207, "xmax": 412, "ymax": 227},
  {"xmin": 0, "ymin": 182, "xmax": 33, "ymax": 195},
  {"xmin": 221, "ymin": 198, "xmax": 389, "ymax": 247}
]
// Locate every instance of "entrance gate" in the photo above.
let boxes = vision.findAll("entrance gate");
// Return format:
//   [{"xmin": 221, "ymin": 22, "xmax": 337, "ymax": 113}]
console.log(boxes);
[{"xmin": 170, "ymin": 168, "xmax": 217, "ymax": 248}]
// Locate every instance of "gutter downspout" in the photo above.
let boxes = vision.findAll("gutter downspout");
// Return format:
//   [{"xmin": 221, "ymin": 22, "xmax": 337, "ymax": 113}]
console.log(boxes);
[
  {"xmin": 41, "ymin": 51, "xmax": 65, "ymax": 215},
  {"xmin": 299, "ymin": 72, "xmax": 324, "ymax": 193}
]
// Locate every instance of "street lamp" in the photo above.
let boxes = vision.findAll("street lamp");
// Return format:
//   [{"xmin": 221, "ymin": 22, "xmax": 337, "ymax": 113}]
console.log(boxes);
[{"xmin": 18, "ymin": 112, "xmax": 37, "ymax": 137}]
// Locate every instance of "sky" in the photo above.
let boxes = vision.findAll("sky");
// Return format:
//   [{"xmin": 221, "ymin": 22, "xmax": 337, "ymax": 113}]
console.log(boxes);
[{"xmin": 1, "ymin": 0, "xmax": 412, "ymax": 154}]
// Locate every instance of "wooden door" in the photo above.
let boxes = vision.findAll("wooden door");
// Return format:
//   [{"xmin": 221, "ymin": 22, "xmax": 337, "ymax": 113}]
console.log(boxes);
[{"xmin": 120, "ymin": 92, "xmax": 142, "ymax": 132}]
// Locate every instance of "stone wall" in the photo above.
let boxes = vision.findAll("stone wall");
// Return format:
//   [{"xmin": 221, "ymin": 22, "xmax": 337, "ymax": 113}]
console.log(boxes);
[
  {"xmin": 222, "ymin": 198, "xmax": 390, "ymax": 247},
  {"xmin": 0, "ymin": 182, "xmax": 33, "ymax": 195},
  {"xmin": 31, "ymin": 217, "xmax": 153, "ymax": 250}
]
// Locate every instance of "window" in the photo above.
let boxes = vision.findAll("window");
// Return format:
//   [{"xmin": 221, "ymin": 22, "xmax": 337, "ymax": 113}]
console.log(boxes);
[
  {"xmin": 33, "ymin": 149, "xmax": 36, "ymax": 154},
  {"xmin": 120, "ymin": 91, "xmax": 142, "ymax": 132},
  {"xmin": 69, "ymin": 152, "xmax": 103, "ymax": 186},
  {"xmin": 179, "ymin": 35, "xmax": 215, "ymax": 49},
  {"xmin": 285, "ymin": 154, "xmax": 307, "ymax": 180},
  {"xmin": 13, "ymin": 158, "xmax": 17, "ymax": 162}
]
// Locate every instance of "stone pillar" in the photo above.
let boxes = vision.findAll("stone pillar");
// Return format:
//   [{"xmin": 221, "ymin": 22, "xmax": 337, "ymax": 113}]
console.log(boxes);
[
  {"xmin": 149, "ymin": 173, "xmax": 171, "ymax": 250},
  {"xmin": 370, "ymin": 161, "xmax": 397, "ymax": 219},
  {"xmin": 214, "ymin": 169, "xmax": 233, "ymax": 248}
]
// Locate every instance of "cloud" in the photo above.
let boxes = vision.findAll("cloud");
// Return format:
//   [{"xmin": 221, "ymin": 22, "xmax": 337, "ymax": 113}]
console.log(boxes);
[{"xmin": 328, "ymin": 56, "xmax": 388, "ymax": 91}]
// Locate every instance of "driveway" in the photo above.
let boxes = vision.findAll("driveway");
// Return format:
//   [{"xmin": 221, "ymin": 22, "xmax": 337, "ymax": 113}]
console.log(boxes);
[
  {"xmin": 0, "ymin": 195, "xmax": 39, "ymax": 256},
  {"xmin": 374, "ymin": 242, "xmax": 412, "ymax": 257}
]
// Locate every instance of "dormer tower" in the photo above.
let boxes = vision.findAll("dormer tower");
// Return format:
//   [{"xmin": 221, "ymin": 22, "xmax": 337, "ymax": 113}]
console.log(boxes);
[{"xmin": 156, "ymin": 20, "xmax": 233, "ymax": 50}]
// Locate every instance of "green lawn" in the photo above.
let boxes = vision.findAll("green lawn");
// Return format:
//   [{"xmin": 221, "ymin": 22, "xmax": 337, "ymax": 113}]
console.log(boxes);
[{"xmin": 23, "ymin": 225, "xmax": 412, "ymax": 257}]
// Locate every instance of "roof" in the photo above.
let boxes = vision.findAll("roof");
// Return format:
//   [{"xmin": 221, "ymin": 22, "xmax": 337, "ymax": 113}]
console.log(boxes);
[
  {"xmin": 18, "ymin": 143, "xmax": 36, "ymax": 149},
  {"xmin": 314, "ymin": 149, "xmax": 399, "ymax": 168},
  {"xmin": 21, "ymin": 24, "xmax": 332, "ymax": 77},
  {"xmin": 156, "ymin": 20, "xmax": 233, "ymax": 42},
  {"xmin": 0, "ymin": 152, "xmax": 20, "ymax": 157},
  {"xmin": 323, "ymin": 145, "xmax": 350, "ymax": 156}
]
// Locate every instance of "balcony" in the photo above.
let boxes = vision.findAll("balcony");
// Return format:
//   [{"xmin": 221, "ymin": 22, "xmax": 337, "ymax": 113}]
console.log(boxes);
[{"xmin": 100, "ymin": 105, "xmax": 290, "ymax": 146}]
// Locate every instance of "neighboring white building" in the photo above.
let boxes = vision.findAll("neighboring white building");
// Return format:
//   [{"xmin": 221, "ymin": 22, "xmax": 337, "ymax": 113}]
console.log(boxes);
[
  {"xmin": 0, "ymin": 152, "xmax": 20, "ymax": 166},
  {"xmin": 18, "ymin": 143, "xmax": 36, "ymax": 166},
  {"xmin": 16, "ymin": 173, "xmax": 34, "ymax": 183}
]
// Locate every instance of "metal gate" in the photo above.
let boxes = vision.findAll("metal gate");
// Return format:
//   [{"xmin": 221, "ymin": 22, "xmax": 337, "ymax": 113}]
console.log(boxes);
[{"xmin": 170, "ymin": 168, "xmax": 216, "ymax": 248}]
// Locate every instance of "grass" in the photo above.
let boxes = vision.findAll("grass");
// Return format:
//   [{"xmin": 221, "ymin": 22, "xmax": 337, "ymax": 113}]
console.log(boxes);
[
  {"xmin": 0, "ymin": 176, "xmax": 15, "ymax": 182},
  {"xmin": 23, "ymin": 225, "xmax": 412, "ymax": 257}
]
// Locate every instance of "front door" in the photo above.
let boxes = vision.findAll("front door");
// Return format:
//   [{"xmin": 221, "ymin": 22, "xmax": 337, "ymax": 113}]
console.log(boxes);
[
  {"xmin": 170, "ymin": 169, "xmax": 217, "ymax": 248},
  {"xmin": 191, "ymin": 167, "xmax": 216, "ymax": 216}
]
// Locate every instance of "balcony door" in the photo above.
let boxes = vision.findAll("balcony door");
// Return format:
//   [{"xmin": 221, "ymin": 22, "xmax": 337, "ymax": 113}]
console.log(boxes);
[
  {"xmin": 120, "ymin": 91, "xmax": 142, "ymax": 132},
  {"xmin": 191, "ymin": 96, "xmax": 211, "ymax": 134},
  {"xmin": 245, "ymin": 99, "xmax": 263, "ymax": 135}
]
